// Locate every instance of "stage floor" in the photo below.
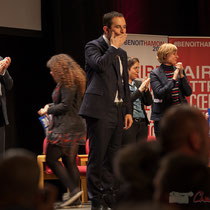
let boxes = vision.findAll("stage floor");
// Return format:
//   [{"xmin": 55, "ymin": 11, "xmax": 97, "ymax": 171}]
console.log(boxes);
[{"xmin": 55, "ymin": 201, "xmax": 91, "ymax": 210}]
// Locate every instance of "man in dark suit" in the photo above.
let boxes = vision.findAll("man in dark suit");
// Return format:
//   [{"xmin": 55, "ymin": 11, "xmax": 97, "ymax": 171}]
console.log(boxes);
[
  {"xmin": 79, "ymin": 11, "xmax": 133, "ymax": 210},
  {"xmin": 0, "ymin": 56, "xmax": 13, "ymax": 156}
]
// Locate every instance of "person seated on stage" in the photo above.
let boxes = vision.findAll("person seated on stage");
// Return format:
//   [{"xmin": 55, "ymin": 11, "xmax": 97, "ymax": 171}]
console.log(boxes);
[
  {"xmin": 154, "ymin": 152, "xmax": 210, "ymax": 210},
  {"xmin": 0, "ymin": 148, "xmax": 57, "ymax": 210}
]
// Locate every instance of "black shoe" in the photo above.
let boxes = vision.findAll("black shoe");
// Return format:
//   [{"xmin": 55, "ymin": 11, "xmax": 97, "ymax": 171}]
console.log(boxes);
[
  {"xmin": 91, "ymin": 201, "xmax": 112, "ymax": 210},
  {"xmin": 91, "ymin": 204, "xmax": 103, "ymax": 210},
  {"xmin": 91, "ymin": 199, "xmax": 103, "ymax": 210},
  {"xmin": 102, "ymin": 193, "xmax": 114, "ymax": 209}
]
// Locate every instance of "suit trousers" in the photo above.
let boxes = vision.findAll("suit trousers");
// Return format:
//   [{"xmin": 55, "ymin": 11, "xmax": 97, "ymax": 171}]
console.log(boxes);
[
  {"xmin": 122, "ymin": 118, "xmax": 148, "ymax": 146},
  {"xmin": 0, "ymin": 126, "xmax": 5, "ymax": 156},
  {"xmin": 154, "ymin": 121, "xmax": 160, "ymax": 138},
  {"xmin": 86, "ymin": 104, "xmax": 124, "ymax": 203}
]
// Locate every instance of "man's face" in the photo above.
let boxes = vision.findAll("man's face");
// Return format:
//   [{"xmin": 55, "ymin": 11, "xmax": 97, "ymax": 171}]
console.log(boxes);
[{"xmin": 105, "ymin": 17, "xmax": 126, "ymax": 40}]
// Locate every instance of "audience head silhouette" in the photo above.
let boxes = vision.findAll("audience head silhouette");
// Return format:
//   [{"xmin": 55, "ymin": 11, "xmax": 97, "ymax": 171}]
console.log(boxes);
[
  {"xmin": 0, "ymin": 148, "xmax": 57, "ymax": 210},
  {"xmin": 159, "ymin": 104, "xmax": 209, "ymax": 165},
  {"xmin": 154, "ymin": 152, "xmax": 210, "ymax": 209}
]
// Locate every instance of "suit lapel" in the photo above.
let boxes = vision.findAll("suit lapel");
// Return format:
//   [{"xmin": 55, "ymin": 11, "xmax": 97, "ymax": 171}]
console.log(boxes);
[
  {"xmin": 159, "ymin": 65, "xmax": 169, "ymax": 85},
  {"xmin": 97, "ymin": 36, "xmax": 109, "ymax": 52}
]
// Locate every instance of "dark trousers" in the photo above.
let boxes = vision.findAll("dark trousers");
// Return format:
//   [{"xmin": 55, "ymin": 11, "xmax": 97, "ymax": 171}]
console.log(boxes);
[
  {"xmin": 154, "ymin": 121, "xmax": 160, "ymax": 138},
  {"xmin": 86, "ymin": 105, "xmax": 124, "ymax": 203},
  {"xmin": 0, "ymin": 126, "xmax": 5, "ymax": 156},
  {"xmin": 122, "ymin": 118, "xmax": 148, "ymax": 146}
]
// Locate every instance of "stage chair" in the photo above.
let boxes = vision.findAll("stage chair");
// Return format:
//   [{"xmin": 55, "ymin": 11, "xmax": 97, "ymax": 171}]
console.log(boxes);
[{"xmin": 37, "ymin": 140, "xmax": 89, "ymax": 203}]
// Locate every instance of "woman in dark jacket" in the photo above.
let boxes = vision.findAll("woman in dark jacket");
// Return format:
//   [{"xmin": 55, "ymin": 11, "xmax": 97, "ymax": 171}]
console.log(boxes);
[
  {"xmin": 150, "ymin": 43, "xmax": 192, "ymax": 137},
  {"xmin": 122, "ymin": 57, "xmax": 153, "ymax": 145},
  {"xmin": 38, "ymin": 54, "xmax": 86, "ymax": 208}
]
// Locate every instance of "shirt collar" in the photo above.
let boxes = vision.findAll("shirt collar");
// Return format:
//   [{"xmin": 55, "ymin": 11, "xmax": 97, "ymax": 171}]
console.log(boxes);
[
  {"xmin": 129, "ymin": 80, "xmax": 135, "ymax": 87},
  {"xmin": 103, "ymin": 34, "xmax": 110, "ymax": 47}
]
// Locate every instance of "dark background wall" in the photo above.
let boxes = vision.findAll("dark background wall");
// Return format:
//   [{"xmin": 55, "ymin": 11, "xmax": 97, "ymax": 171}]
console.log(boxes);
[{"xmin": 2, "ymin": 0, "xmax": 210, "ymax": 155}]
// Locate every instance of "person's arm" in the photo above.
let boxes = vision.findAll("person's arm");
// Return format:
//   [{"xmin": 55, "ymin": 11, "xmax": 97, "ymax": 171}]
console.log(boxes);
[
  {"xmin": 0, "ymin": 71, "xmax": 13, "ymax": 91},
  {"xmin": 150, "ymin": 69, "xmax": 177, "ymax": 99},
  {"xmin": 85, "ymin": 42, "xmax": 120, "ymax": 73},
  {"xmin": 47, "ymin": 87, "xmax": 74, "ymax": 116},
  {"xmin": 141, "ymin": 89, "xmax": 153, "ymax": 106},
  {"xmin": 85, "ymin": 33, "xmax": 127, "ymax": 73},
  {"xmin": 179, "ymin": 70, "xmax": 192, "ymax": 96},
  {"xmin": 133, "ymin": 79, "xmax": 153, "ymax": 106},
  {"xmin": 0, "ymin": 57, "xmax": 13, "ymax": 90}
]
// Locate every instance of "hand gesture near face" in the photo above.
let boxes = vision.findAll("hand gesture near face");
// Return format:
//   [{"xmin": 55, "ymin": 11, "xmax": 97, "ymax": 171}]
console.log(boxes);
[
  {"xmin": 172, "ymin": 68, "xmax": 180, "ymax": 81},
  {"xmin": 110, "ymin": 32, "xmax": 127, "ymax": 48},
  {"xmin": 175, "ymin": 62, "xmax": 184, "ymax": 78}
]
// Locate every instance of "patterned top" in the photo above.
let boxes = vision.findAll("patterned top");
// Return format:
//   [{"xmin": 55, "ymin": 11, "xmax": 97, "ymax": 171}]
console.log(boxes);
[{"xmin": 163, "ymin": 66, "xmax": 181, "ymax": 105}]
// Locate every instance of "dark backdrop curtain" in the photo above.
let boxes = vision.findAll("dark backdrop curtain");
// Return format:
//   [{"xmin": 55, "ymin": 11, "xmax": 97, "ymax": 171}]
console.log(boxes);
[
  {"xmin": 112, "ymin": 0, "xmax": 210, "ymax": 36},
  {"xmin": 42, "ymin": 0, "xmax": 114, "ymax": 67}
]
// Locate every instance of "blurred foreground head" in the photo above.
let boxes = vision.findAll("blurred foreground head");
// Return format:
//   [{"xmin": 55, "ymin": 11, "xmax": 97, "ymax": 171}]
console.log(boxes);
[
  {"xmin": 154, "ymin": 153, "xmax": 210, "ymax": 209},
  {"xmin": 160, "ymin": 104, "xmax": 209, "ymax": 165},
  {"xmin": 0, "ymin": 148, "xmax": 57, "ymax": 210}
]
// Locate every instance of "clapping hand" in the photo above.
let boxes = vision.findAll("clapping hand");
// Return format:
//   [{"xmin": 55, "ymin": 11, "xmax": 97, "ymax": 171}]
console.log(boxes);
[
  {"xmin": 139, "ymin": 77, "xmax": 150, "ymax": 92},
  {"xmin": 172, "ymin": 68, "xmax": 180, "ymax": 81},
  {"xmin": 0, "ymin": 57, "xmax": 11, "ymax": 75},
  {"xmin": 175, "ymin": 62, "xmax": 184, "ymax": 78}
]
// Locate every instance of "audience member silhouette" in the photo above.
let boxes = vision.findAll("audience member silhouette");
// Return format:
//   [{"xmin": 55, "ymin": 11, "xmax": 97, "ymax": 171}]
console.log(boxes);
[
  {"xmin": 154, "ymin": 153, "xmax": 210, "ymax": 210},
  {"xmin": 114, "ymin": 141, "xmax": 162, "ymax": 206},
  {"xmin": 159, "ymin": 104, "xmax": 209, "ymax": 165},
  {"xmin": 0, "ymin": 148, "xmax": 57, "ymax": 210}
]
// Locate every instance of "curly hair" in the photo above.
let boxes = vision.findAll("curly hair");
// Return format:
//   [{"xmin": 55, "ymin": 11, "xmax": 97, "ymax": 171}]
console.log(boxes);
[{"xmin": 47, "ymin": 54, "xmax": 86, "ymax": 96}]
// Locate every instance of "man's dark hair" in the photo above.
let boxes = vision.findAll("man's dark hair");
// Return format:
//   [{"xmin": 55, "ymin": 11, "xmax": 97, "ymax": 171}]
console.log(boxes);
[{"xmin": 103, "ymin": 11, "xmax": 124, "ymax": 28}]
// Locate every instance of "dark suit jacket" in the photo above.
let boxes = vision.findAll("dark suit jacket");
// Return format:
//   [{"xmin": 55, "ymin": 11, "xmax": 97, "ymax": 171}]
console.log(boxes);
[
  {"xmin": 47, "ymin": 84, "xmax": 85, "ymax": 134},
  {"xmin": 0, "ymin": 56, "xmax": 13, "ymax": 126},
  {"xmin": 130, "ymin": 79, "xmax": 153, "ymax": 125},
  {"xmin": 79, "ymin": 35, "xmax": 132, "ymax": 119},
  {"xmin": 150, "ymin": 64, "xmax": 192, "ymax": 121}
]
